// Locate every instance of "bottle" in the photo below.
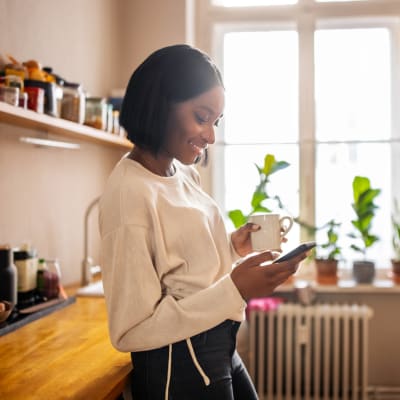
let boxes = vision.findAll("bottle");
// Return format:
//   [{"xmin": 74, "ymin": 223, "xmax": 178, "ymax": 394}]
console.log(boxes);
[
  {"xmin": 36, "ymin": 258, "xmax": 47, "ymax": 299},
  {"xmin": 13, "ymin": 244, "xmax": 38, "ymax": 308},
  {"xmin": 0, "ymin": 245, "xmax": 18, "ymax": 306}
]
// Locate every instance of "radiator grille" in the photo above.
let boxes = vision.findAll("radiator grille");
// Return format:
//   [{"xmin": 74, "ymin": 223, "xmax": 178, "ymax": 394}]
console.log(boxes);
[{"xmin": 249, "ymin": 303, "xmax": 373, "ymax": 400}]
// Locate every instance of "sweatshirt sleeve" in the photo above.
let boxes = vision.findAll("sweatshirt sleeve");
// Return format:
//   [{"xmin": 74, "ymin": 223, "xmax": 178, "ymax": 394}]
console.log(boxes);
[{"xmin": 101, "ymin": 224, "xmax": 246, "ymax": 353}]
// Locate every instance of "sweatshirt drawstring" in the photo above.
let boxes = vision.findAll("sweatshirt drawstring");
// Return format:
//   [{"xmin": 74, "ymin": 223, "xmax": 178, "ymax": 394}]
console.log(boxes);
[
  {"xmin": 164, "ymin": 338, "xmax": 210, "ymax": 400},
  {"xmin": 185, "ymin": 338, "xmax": 210, "ymax": 386},
  {"xmin": 165, "ymin": 344, "xmax": 173, "ymax": 400}
]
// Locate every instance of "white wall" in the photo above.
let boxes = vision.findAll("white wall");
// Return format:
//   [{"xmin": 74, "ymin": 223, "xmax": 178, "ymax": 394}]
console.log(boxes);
[{"xmin": 0, "ymin": 0, "xmax": 188, "ymax": 284}]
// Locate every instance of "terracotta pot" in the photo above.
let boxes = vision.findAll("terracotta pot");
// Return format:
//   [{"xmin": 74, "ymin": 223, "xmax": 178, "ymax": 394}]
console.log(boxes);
[
  {"xmin": 391, "ymin": 259, "xmax": 400, "ymax": 284},
  {"xmin": 353, "ymin": 260, "xmax": 375, "ymax": 284},
  {"xmin": 315, "ymin": 259, "xmax": 338, "ymax": 285}
]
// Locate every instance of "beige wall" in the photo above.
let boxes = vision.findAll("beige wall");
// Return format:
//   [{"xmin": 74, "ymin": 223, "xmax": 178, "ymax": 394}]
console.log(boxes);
[{"xmin": 0, "ymin": 0, "xmax": 188, "ymax": 285}]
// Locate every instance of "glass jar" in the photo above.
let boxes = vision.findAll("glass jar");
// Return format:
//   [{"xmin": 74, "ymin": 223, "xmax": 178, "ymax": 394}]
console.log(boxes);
[
  {"xmin": 61, "ymin": 82, "xmax": 85, "ymax": 124},
  {"xmin": 0, "ymin": 86, "xmax": 20, "ymax": 106},
  {"xmin": 13, "ymin": 244, "xmax": 38, "ymax": 308},
  {"xmin": 36, "ymin": 258, "xmax": 61, "ymax": 300},
  {"xmin": 84, "ymin": 97, "xmax": 107, "ymax": 130}
]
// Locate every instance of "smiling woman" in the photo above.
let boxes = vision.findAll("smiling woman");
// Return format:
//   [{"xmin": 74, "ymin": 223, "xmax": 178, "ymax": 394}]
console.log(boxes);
[{"xmin": 98, "ymin": 44, "xmax": 308, "ymax": 400}]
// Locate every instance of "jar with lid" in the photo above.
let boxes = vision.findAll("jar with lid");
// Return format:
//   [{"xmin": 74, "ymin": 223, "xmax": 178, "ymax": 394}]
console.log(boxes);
[
  {"xmin": 84, "ymin": 97, "xmax": 107, "ymax": 130},
  {"xmin": 0, "ymin": 245, "xmax": 18, "ymax": 306},
  {"xmin": 13, "ymin": 244, "xmax": 38, "ymax": 308},
  {"xmin": 61, "ymin": 82, "xmax": 85, "ymax": 124}
]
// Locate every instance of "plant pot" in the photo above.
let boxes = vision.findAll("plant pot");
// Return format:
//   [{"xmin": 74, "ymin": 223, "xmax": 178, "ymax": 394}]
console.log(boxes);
[
  {"xmin": 315, "ymin": 259, "xmax": 338, "ymax": 285},
  {"xmin": 352, "ymin": 260, "xmax": 375, "ymax": 284},
  {"xmin": 391, "ymin": 259, "xmax": 400, "ymax": 284}
]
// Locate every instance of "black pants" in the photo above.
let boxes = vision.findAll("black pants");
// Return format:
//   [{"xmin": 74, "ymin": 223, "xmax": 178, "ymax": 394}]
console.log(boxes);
[{"xmin": 130, "ymin": 320, "xmax": 258, "ymax": 399}]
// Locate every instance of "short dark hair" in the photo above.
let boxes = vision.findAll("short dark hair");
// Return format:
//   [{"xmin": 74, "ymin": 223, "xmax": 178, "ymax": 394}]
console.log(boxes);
[{"xmin": 120, "ymin": 44, "xmax": 224, "ymax": 154}]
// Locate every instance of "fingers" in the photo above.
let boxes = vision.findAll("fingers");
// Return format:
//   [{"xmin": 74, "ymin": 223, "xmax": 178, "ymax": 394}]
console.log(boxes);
[
  {"xmin": 245, "ymin": 222, "xmax": 260, "ymax": 232},
  {"xmin": 249, "ymin": 250, "xmax": 276, "ymax": 265}
]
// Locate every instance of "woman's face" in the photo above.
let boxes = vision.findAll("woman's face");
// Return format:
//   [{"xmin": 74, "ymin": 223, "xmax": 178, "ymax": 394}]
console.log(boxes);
[{"xmin": 163, "ymin": 85, "xmax": 225, "ymax": 165}]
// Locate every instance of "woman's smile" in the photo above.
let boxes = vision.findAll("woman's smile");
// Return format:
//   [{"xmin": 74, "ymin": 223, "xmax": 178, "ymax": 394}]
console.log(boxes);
[{"xmin": 189, "ymin": 139, "xmax": 209, "ymax": 156}]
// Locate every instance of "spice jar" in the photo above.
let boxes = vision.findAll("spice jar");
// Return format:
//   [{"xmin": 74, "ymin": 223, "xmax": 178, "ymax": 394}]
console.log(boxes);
[
  {"xmin": 0, "ymin": 246, "xmax": 18, "ymax": 306},
  {"xmin": 61, "ymin": 82, "xmax": 85, "ymax": 124},
  {"xmin": 84, "ymin": 97, "xmax": 107, "ymax": 130},
  {"xmin": 0, "ymin": 86, "xmax": 20, "ymax": 106}
]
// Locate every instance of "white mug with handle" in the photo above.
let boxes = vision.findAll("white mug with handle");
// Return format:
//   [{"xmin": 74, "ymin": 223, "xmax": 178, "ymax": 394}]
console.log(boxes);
[{"xmin": 248, "ymin": 213, "xmax": 294, "ymax": 251}]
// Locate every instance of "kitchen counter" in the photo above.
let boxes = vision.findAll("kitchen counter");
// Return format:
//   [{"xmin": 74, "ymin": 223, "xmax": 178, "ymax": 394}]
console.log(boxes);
[{"xmin": 0, "ymin": 292, "xmax": 132, "ymax": 400}]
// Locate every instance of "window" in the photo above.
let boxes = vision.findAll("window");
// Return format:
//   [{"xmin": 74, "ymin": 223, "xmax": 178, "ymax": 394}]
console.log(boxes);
[
  {"xmin": 196, "ymin": 0, "xmax": 400, "ymax": 269},
  {"xmin": 212, "ymin": 0, "xmax": 297, "ymax": 6}
]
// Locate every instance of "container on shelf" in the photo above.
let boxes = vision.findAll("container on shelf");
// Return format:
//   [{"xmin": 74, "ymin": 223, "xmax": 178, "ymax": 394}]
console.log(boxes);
[
  {"xmin": 24, "ymin": 86, "xmax": 44, "ymax": 113},
  {"xmin": 13, "ymin": 244, "xmax": 38, "ymax": 308},
  {"xmin": 0, "ymin": 86, "xmax": 20, "ymax": 106},
  {"xmin": 84, "ymin": 97, "xmax": 107, "ymax": 130},
  {"xmin": 24, "ymin": 80, "xmax": 58, "ymax": 117},
  {"xmin": 61, "ymin": 82, "xmax": 85, "ymax": 124}
]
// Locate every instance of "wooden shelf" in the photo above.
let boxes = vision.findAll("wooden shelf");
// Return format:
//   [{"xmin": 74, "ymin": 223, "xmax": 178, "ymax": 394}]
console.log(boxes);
[{"xmin": 0, "ymin": 101, "xmax": 133, "ymax": 150}]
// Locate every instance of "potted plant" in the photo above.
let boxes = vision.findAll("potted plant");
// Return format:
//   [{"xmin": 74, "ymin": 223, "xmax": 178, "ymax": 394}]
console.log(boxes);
[
  {"xmin": 314, "ymin": 219, "xmax": 342, "ymax": 284},
  {"xmin": 228, "ymin": 153, "xmax": 290, "ymax": 228},
  {"xmin": 348, "ymin": 176, "xmax": 381, "ymax": 284},
  {"xmin": 391, "ymin": 198, "xmax": 400, "ymax": 283}
]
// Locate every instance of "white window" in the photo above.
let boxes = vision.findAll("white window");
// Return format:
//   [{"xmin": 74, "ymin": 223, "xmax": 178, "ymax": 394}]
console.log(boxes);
[{"xmin": 196, "ymin": 0, "xmax": 400, "ymax": 269}]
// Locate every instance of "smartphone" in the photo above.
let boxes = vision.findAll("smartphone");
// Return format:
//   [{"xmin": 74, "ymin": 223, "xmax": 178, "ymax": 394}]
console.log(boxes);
[{"xmin": 272, "ymin": 241, "xmax": 316, "ymax": 264}]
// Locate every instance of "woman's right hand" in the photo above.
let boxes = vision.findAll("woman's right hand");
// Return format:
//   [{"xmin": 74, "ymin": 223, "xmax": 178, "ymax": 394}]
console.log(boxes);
[{"xmin": 230, "ymin": 250, "xmax": 307, "ymax": 301}]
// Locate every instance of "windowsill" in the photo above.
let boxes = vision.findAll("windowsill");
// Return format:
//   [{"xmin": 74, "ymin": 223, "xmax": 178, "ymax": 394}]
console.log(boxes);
[{"xmin": 277, "ymin": 278, "xmax": 400, "ymax": 294}]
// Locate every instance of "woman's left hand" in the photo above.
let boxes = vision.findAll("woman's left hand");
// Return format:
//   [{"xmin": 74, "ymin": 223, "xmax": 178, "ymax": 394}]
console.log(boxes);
[{"xmin": 231, "ymin": 222, "xmax": 260, "ymax": 257}]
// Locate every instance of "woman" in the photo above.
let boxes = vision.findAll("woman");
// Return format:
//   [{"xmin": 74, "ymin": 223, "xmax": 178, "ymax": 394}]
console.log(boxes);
[{"xmin": 99, "ymin": 44, "xmax": 307, "ymax": 400}]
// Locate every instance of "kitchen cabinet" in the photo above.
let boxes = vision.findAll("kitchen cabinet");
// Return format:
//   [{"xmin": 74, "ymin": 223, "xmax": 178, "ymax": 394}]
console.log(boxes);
[
  {"xmin": 0, "ymin": 292, "xmax": 132, "ymax": 400},
  {"xmin": 0, "ymin": 102, "xmax": 133, "ymax": 150}
]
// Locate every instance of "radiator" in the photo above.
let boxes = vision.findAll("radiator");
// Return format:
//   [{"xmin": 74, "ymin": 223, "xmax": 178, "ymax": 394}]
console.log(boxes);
[{"xmin": 248, "ymin": 303, "xmax": 373, "ymax": 400}]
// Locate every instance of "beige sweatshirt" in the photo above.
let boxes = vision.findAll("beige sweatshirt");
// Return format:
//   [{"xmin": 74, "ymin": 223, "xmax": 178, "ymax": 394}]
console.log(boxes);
[{"xmin": 99, "ymin": 158, "xmax": 246, "ymax": 352}]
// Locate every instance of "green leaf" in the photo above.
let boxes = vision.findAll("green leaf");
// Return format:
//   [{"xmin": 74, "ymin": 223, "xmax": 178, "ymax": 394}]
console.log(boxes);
[
  {"xmin": 253, "ymin": 205, "xmax": 271, "ymax": 213},
  {"xmin": 262, "ymin": 154, "xmax": 276, "ymax": 175},
  {"xmin": 251, "ymin": 191, "xmax": 267, "ymax": 209},
  {"xmin": 228, "ymin": 210, "xmax": 247, "ymax": 228},
  {"xmin": 358, "ymin": 189, "xmax": 381, "ymax": 210},
  {"xmin": 270, "ymin": 161, "xmax": 290, "ymax": 175},
  {"xmin": 350, "ymin": 244, "xmax": 364, "ymax": 254},
  {"xmin": 352, "ymin": 176, "xmax": 371, "ymax": 203}
]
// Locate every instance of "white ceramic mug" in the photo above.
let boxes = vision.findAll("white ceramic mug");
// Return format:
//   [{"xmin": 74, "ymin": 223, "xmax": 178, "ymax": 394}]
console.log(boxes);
[{"xmin": 248, "ymin": 213, "xmax": 294, "ymax": 251}]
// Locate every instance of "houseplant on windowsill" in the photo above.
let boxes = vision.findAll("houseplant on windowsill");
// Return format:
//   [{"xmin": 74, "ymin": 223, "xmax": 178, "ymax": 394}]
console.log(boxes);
[
  {"xmin": 391, "ymin": 198, "xmax": 400, "ymax": 284},
  {"xmin": 348, "ymin": 176, "xmax": 381, "ymax": 284},
  {"xmin": 314, "ymin": 219, "xmax": 342, "ymax": 285}
]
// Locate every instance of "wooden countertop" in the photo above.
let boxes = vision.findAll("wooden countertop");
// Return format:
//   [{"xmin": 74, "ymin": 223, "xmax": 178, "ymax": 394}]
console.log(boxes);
[{"xmin": 0, "ymin": 293, "xmax": 132, "ymax": 400}]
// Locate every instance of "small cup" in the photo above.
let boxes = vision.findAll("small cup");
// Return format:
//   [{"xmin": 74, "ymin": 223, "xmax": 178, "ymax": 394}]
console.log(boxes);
[{"xmin": 248, "ymin": 213, "xmax": 293, "ymax": 251}]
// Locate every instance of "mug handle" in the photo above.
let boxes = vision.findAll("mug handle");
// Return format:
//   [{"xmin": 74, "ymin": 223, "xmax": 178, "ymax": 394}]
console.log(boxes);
[{"xmin": 279, "ymin": 216, "xmax": 293, "ymax": 237}]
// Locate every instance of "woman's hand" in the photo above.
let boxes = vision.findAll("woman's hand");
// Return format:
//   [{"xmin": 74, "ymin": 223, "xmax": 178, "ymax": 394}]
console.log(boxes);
[
  {"xmin": 230, "ymin": 250, "xmax": 307, "ymax": 301},
  {"xmin": 231, "ymin": 222, "xmax": 288, "ymax": 257},
  {"xmin": 230, "ymin": 222, "xmax": 260, "ymax": 257}
]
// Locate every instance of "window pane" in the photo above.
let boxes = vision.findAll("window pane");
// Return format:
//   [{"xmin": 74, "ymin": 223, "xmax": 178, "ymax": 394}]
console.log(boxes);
[
  {"xmin": 223, "ymin": 31, "xmax": 298, "ymax": 143},
  {"xmin": 213, "ymin": 0, "xmax": 297, "ymax": 6},
  {"xmin": 315, "ymin": 27, "xmax": 392, "ymax": 268},
  {"xmin": 218, "ymin": 144, "xmax": 300, "ymax": 246},
  {"xmin": 315, "ymin": 143, "xmax": 391, "ymax": 268},
  {"xmin": 315, "ymin": 28, "xmax": 391, "ymax": 142}
]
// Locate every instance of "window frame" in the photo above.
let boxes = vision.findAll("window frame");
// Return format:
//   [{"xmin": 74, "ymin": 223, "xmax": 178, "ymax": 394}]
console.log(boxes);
[{"xmin": 194, "ymin": 0, "xmax": 400, "ymax": 262}]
